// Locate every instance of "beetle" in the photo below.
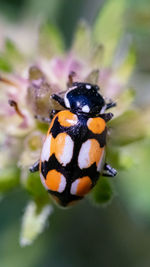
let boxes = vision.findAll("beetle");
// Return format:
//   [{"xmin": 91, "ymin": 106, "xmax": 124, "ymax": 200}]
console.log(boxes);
[{"xmin": 30, "ymin": 81, "xmax": 117, "ymax": 206}]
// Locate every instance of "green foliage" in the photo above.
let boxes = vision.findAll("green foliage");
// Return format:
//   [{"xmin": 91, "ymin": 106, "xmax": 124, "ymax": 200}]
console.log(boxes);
[
  {"xmin": 38, "ymin": 23, "xmax": 65, "ymax": 57},
  {"xmin": 92, "ymin": 177, "xmax": 113, "ymax": 205},
  {"xmin": 110, "ymin": 110, "xmax": 148, "ymax": 146},
  {"xmin": 117, "ymin": 139, "xmax": 150, "ymax": 221},
  {"xmin": 36, "ymin": 121, "xmax": 49, "ymax": 134},
  {"xmin": 72, "ymin": 21, "xmax": 91, "ymax": 60},
  {"xmin": 0, "ymin": 38, "xmax": 24, "ymax": 72},
  {"xmin": 25, "ymin": 171, "xmax": 50, "ymax": 206},
  {"xmin": 0, "ymin": 56, "xmax": 12, "ymax": 72},
  {"xmin": 93, "ymin": 0, "xmax": 127, "ymax": 66},
  {"xmin": 0, "ymin": 167, "xmax": 20, "ymax": 192},
  {"xmin": 115, "ymin": 45, "xmax": 136, "ymax": 82}
]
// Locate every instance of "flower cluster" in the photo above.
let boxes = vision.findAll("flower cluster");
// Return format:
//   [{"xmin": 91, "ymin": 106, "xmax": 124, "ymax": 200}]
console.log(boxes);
[{"xmin": 0, "ymin": 0, "xmax": 149, "ymax": 246}]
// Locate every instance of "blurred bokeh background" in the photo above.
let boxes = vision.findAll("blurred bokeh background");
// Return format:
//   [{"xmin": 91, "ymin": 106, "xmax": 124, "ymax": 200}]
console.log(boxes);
[{"xmin": 0, "ymin": 0, "xmax": 150, "ymax": 266}]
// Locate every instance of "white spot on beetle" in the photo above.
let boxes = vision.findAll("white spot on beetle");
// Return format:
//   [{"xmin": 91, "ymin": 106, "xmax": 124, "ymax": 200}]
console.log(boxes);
[
  {"xmin": 76, "ymin": 101, "xmax": 80, "ymax": 107},
  {"xmin": 78, "ymin": 140, "xmax": 91, "ymax": 169},
  {"xmin": 58, "ymin": 135, "xmax": 74, "ymax": 166},
  {"xmin": 86, "ymin": 84, "xmax": 91, "ymax": 89},
  {"xmin": 82, "ymin": 105, "xmax": 90, "ymax": 113},
  {"xmin": 41, "ymin": 135, "xmax": 52, "ymax": 162},
  {"xmin": 64, "ymin": 94, "xmax": 70, "ymax": 108},
  {"xmin": 66, "ymin": 119, "xmax": 78, "ymax": 125},
  {"xmin": 70, "ymin": 179, "xmax": 79, "ymax": 195},
  {"xmin": 58, "ymin": 175, "xmax": 67, "ymax": 193}
]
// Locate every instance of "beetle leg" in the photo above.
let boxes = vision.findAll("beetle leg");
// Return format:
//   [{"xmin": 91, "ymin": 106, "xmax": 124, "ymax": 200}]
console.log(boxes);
[
  {"xmin": 34, "ymin": 115, "xmax": 51, "ymax": 123},
  {"xmin": 49, "ymin": 109, "xmax": 60, "ymax": 119},
  {"xmin": 34, "ymin": 109, "xmax": 60, "ymax": 123},
  {"xmin": 106, "ymin": 101, "xmax": 116, "ymax": 110},
  {"xmin": 100, "ymin": 112, "xmax": 114, "ymax": 122},
  {"xmin": 51, "ymin": 94, "xmax": 66, "ymax": 108},
  {"xmin": 29, "ymin": 160, "xmax": 40, "ymax": 173},
  {"xmin": 102, "ymin": 163, "xmax": 117, "ymax": 177}
]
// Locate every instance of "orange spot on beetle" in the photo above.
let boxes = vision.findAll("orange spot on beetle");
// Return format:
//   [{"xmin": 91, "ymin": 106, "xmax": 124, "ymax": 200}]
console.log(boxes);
[
  {"xmin": 89, "ymin": 139, "xmax": 104, "ymax": 167},
  {"xmin": 50, "ymin": 132, "xmax": 67, "ymax": 162},
  {"xmin": 58, "ymin": 110, "xmax": 78, "ymax": 127},
  {"xmin": 76, "ymin": 176, "xmax": 92, "ymax": 196},
  {"xmin": 48, "ymin": 132, "xmax": 73, "ymax": 166},
  {"xmin": 55, "ymin": 133, "xmax": 67, "ymax": 161},
  {"xmin": 45, "ymin": 169, "xmax": 61, "ymax": 191},
  {"xmin": 78, "ymin": 139, "xmax": 105, "ymax": 170},
  {"xmin": 87, "ymin": 117, "xmax": 106, "ymax": 134}
]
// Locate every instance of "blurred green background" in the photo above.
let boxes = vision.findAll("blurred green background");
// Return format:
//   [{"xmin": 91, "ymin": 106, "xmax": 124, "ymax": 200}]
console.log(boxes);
[{"xmin": 0, "ymin": 0, "xmax": 150, "ymax": 266}]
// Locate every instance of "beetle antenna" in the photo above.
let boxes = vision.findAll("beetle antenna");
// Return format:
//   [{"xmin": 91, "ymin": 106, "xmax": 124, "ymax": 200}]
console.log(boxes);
[{"xmin": 8, "ymin": 99, "xmax": 25, "ymax": 119}]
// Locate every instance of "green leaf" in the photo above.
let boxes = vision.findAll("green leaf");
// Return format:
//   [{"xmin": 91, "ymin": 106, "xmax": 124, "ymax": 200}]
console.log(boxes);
[
  {"xmin": 36, "ymin": 121, "xmax": 49, "ymax": 134},
  {"xmin": 5, "ymin": 39, "xmax": 22, "ymax": 59},
  {"xmin": 20, "ymin": 200, "xmax": 53, "ymax": 246},
  {"xmin": 109, "ymin": 109, "xmax": 148, "ymax": 146},
  {"xmin": 38, "ymin": 23, "xmax": 64, "ymax": 57},
  {"xmin": 5, "ymin": 39, "xmax": 24, "ymax": 66},
  {"xmin": 117, "ymin": 139, "xmax": 150, "ymax": 222},
  {"xmin": 0, "ymin": 56, "xmax": 12, "ymax": 72},
  {"xmin": 93, "ymin": 0, "xmax": 127, "ymax": 66},
  {"xmin": 84, "ymin": 69, "xmax": 99, "ymax": 84},
  {"xmin": 90, "ymin": 44, "xmax": 104, "ymax": 68},
  {"xmin": 0, "ymin": 38, "xmax": 24, "ymax": 72},
  {"xmin": 72, "ymin": 21, "xmax": 91, "ymax": 60},
  {"xmin": 24, "ymin": 171, "xmax": 50, "ymax": 205},
  {"xmin": 106, "ymin": 146, "xmax": 121, "ymax": 170},
  {"xmin": 92, "ymin": 177, "xmax": 113, "ymax": 205},
  {"xmin": 115, "ymin": 46, "xmax": 136, "ymax": 83},
  {"xmin": 0, "ymin": 167, "xmax": 20, "ymax": 192},
  {"xmin": 118, "ymin": 147, "xmax": 136, "ymax": 169},
  {"xmin": 112, "ymin": 88, "xmax": 136, "ymax": 118}
]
